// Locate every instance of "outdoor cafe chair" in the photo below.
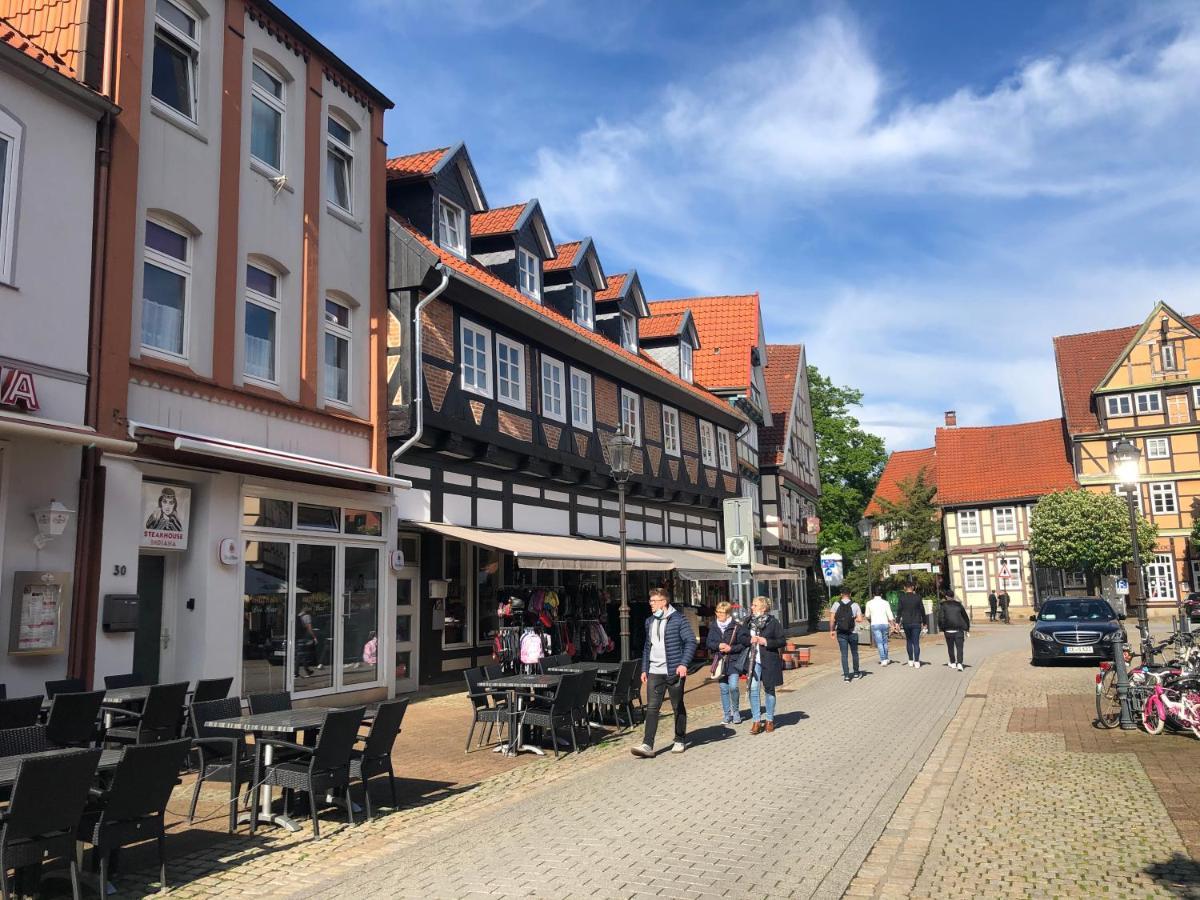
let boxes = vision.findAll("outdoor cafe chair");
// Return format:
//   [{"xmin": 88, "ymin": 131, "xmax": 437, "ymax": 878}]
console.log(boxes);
[
  {"xmin": 0, "ymin": 698, "xmax": 41, "ymax": 732},
  {"xmin": 251, "ymin": 707, "xmax": 365, "ymax": 839},
  {"xmin": 102, "ymin": 674, "xmax": 146, "ymax": 690},
  {"xmin": 44, "ymin": 679, "xmax": 85, "ymax": 700},
  {"xmin": 0, "ymin": 727, "xmax": 51, "ymax": 759},
  {"xmin": 77, "ymin": 738, "xmax": 191, "ymax": 898},
  {"xmin": 0, "ymin": 747, "xmax": 101, "ymax": 900},
  {"xmin": 188, "ymin": 698, "xmax": 255, "ymax": 834},
  {"xmin": 45, "ymin": 690, "xmax": 104, "ymax": 749},
  {"xmin": 247, "ymin": 691, "xmax": 291, "ymax": 715},
  {"xmin": 192, "ymin": 677, "xmax": 234, "ymax": 704},
  {"xmin": 463, "ymin": 668, "xmax": 507, "ymax": 752},
  {"xmin": 0, "ymin": 685, "xmax": 7, "ymax": 701},
  {"xmin": 589, "ymin": 660, "xmax": 638, "ymax": 730},
  {"xmin": 103, "ymin": 682, "xmax": 188, "ymax": 746},
  {"xmin": 350, "ymin": 698, "xmax": 408, "ymax": 818},
  {"xmin": 519, "ymin": 673, "xmax": 580, "ymax": 759},
  {"xmin": 566, "ymin": 670, "xmax": 596, "ymax": 748}
]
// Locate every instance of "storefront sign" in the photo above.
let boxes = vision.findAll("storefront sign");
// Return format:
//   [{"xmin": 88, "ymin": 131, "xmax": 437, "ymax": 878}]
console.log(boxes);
[
  {"xmin": 0, "ymin": 366, "xmax": 39, "ymax": 412},
  {"xmin": 141, "ymin": 482, "xmax": 191, "ymax": 550}
]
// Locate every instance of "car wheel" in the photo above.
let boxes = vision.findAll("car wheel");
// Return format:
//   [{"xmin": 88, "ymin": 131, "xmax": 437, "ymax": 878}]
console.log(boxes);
[{"xmin": 1030, "ymin": 657, "xmax": 1043, "ymax": 667}]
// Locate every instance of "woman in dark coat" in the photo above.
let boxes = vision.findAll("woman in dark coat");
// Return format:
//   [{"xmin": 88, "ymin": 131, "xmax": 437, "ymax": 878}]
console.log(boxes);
[
  {"xmin": 747, "ymin": 596, "xmax": 786, "ymax": 734},
  {"xmin": 937, "ymin": 592, "xmax": 971, "ymax": 671},
  {"xmin": 706, "ymin": 601, "xmax": 751, "ymax": 724}
]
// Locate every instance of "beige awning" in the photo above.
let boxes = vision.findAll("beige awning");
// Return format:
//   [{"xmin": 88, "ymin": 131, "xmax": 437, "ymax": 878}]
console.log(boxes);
[
  {"xmin": 0, "ymin": 410, "xmax": 136, "ymax": 453},
  {"xmin": 644, "ymin": 546, "xmax": 801, "ymax": 582},
  {"xmin": 414, "ymin": 522, "xmax": 674, "ymax": 571}
]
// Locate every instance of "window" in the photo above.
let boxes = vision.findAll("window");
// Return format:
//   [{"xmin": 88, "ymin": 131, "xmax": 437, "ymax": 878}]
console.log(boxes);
[
  {"xmin": 573, "ymin": 283, "xmax": 594, "ymax": 329},
  {"xmin": 1161, "ymin": 342, "xmax": 1180, "ymax": 372},
  {"xmin": 1146, "ymin": 437, "xmax": 1170, "ymax": 460},
  {"xmin": 1135, "ymin": 391, "xmax": 1162, "ymax": 414},
  {"xmin": 1064, "ymin": 571, "xmax": 1087, "ymax": 589},
  {"xmin": 1193, "ymin": 386, "xmax": 1200, "ymax": 411},
  {"xmin": 1113, "ymin": 483, "xmax": 1142, "ymax": 513},
  {"xmin": 517, "ymin": 247, "xmax": 540, "ymax": 300},
  {"xmin": 620, "ymin": 389, "xmax": 641, "ymax": 446},
  {"xmin": 963, "ymin": 558, "xmax": 986, "ymax": 592},
  {"xmin": 438, "ymin": 196, "xmax": 466, "ymax": 256},
  {"xmin": 663, "ymin": 406, "xmax": 680, "ymax": 456},
  {"xmin": 0, "ymin": 110, "xmax": 19, "ymax": 283},
  {"xmin": 244, "ymin": 263, "xmax": 279, "ymax": 383},
  {"xmin": 250, "ymin": 62, "xmax": 284, "ymax": 172},
  {"xmin": 540, "ymin": 357, "xmax": 565, "ymax": 422},
  {"xmin": 993, "ymin": 506, "xmax": 1016, "ymax": 535},
  {"xmin": 151, "ymin": 0, "xmax": 198, "ymax": 121},
  {"xmin": 460, "ymin": 319, "xmax": 491, "ymax": 397},
  {"xmin": 570, "ymin": 369, "xmax": 592, "ymax": 430},
  {"xmin": 326, "ymin": 115, "xmax": 353, "ymax": 213},
  {"xmin": 1150, "ymin": 481, "xmax": 1178, "ymax": 514},
  {"xmin": 1145, "ymin": 553, "xmax": 1176, "ymax": 601},
  {"xmin": 142, "ymin": 219, "xmax": 190, "ymax": 357},
  {"xmin": 957, "ymin": 509, "xmax": 980, "ymax": 538},
  {"xmin": 495, "ymin": 336, "xmax": 525, "ymax": 408},
  {"xmin": 1167, "ymin": 394, "xmax": 1189, "ymax": 425},
  {"xmin": 718, "ymin": 428, "xmax": 733, "ymax": 471},
  {"xmin": 1104, "ymin": 394, "xmax": 1132, "ymax": 417},
  {"xmin": 620, "ymin": 314, "xmax": 637, "ymax": 353},
  {"xmin": 699, "ymin": 421, "xmax": 716, "ymax": 466},
  {"xmin": 680, "ymin": 341, "xmax": 693, "ymax": 383},
  {"xmin": 324, "ymin": 298, "xmax": 351, "ymax": 404}
]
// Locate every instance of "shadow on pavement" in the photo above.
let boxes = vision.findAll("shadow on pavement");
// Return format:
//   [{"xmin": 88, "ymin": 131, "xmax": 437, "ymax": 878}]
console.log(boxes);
[
  {"xmin": 771, "ymin": 710, "xmax": 809, "ymax": 729},
  {"xmin": 684, "ymin": 723, "xmax": 738, "ymax": 749},
  {"xmin": 1144, "ymin": 852, "xmax": 1200, "ymax": 897}
]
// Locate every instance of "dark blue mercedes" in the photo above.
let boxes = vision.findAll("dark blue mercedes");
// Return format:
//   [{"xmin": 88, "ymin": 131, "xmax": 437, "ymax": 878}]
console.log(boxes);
[{"xmin": 1029, "ymin": 597, "xmax": 1125, "ymax": 665}]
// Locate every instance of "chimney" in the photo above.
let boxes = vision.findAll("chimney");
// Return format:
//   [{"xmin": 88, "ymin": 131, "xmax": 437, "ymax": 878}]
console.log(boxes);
[{"xmin": 944, "ymin": 410, "xmax": 957, "ymax": 428}]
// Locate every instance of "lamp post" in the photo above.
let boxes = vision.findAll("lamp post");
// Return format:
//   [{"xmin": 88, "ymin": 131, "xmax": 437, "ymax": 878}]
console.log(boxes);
[
  {"xmin": 1111, "ymin": 437, "xmax": 1151, "ymax": 661},
  {"xmin": 858, "ymin": 517, "xmax": 872, "ymax": 598},
  {"xmin": 927, "ymin": 534, "xmax": 942, "ymax": 596},
  {"xmin": 606, "ymin": 425, "xmax": 636, "ymax": 661}
]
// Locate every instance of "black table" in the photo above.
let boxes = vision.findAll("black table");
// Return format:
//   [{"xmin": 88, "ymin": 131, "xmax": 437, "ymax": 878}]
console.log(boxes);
[
  {"xmin": 0, "ymin": 747, "xmax": 123, "ymax": 787},
  {"xmin": 479, "ymin": 675, "xmax": 561, "ymax": 757},
  {"xmin": 546, "ymin": 662, "xmax": 621, "ymax": 676}
]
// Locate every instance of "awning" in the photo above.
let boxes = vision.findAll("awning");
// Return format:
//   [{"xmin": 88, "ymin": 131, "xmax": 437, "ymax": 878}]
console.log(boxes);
[
  {"xmin": 642, "ymin": 546, "xmax": 801, "ymax": 582},
  {"xmin": 0, "ymin": 410, "xmax": 136, "ymax": 453},
  {"xmin": 414, "ymin": 522, "xmax": 674, "ymax": 571},
  {"xmin": 129, "ymin": 422, "xmax": 411, "ymax": 491}
]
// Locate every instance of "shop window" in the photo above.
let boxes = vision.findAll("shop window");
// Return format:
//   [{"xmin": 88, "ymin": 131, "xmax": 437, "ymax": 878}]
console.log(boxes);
[
  {"xmin": 342, "ymin": 546, "xmax": 380, "ymax": 686},
  {"xmin": 443, "ymin": 539, "xmax": 469, "ymax": 648},
  {"xmin": 476, "ymin": 547, "xmax": 500, "ymax": 645},
  {"xmin": 297, "ymin": 503, "xmax": 339, "ymax": 531},
  {"xmin": 242, "ymin": 496, "xmax": 293, "ymax": 529},
  {"xmin": 344, "ymin": 508, "xmax": 382, "ymax": 536}
]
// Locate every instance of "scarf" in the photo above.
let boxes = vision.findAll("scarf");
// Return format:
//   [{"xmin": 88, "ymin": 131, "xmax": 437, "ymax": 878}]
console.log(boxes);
[{"xmin": 715, "ymin": 617, "xmax": 733, "ymax": 635}]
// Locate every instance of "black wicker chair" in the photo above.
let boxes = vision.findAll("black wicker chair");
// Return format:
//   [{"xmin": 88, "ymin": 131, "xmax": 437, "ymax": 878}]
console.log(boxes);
[
  {"xmin": 0, "ymin": 727, "xmax": 51, "ymax": 758},
  {"xmin": 188, "ymin": 698, "xmax": 254, "ymax": 834},
  {"xmin": 569, "ymin": 671, "xmax": 597, "ymax": 748},
  {"xmin": 45, "ymin": 690, "xmax": 104, "ymax": 749},
  {"xmin": 102, "ymin": 673, "xmax": 146, "ymax": 690},
  {"xmin": 247, "ymin": 691, "xmax": 291, "ymax": 715},
  {"xmin": 103, "ymin": 682, "xmax": 188, "ymax": 746},
  {"xmin": 0, "ymin": 698, "xmax": 42, "ymax": 732},
  {"xmin": 192, "ymin": 678, "xmax": 234, "ymax": 704},
  {"xmin": 519, "ymin": 673, "xmax": 579, "ymax": 759},
  {"xmin": 77, "ymin": 739, "xmax": 191, "ymax": 897},
  {"xmin": 589, "ymin": 659, "xmax": 637, "ymax": 729},
  {"xmin": 350, "ymin": 699, "xmax": 408, "ymax": 818},
  {"xmin": 463, "ymin": 668, "xmax": 507, "ymax": 752},
  {"xmin": 0, "ymin": 747, "xmax": 101, "ymax": 900},
  {"xmin": 251, "ymin": 707, "xmax": 364, "ymax": 839},
  {"xmin": 44, "ymin": 679, "xmax": 86, "ymax": 700}
]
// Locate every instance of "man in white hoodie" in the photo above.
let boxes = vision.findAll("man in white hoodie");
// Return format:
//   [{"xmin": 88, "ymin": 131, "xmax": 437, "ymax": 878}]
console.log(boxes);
[{"xmin": 865, "ymin": 593, "xmax": 895, "ymax": 666}]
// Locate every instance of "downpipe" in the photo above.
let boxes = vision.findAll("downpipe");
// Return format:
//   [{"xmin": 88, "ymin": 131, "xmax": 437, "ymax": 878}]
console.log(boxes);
[{"xmin": 389, "ymin": 265, "xmax": 450, "ymax": 473}]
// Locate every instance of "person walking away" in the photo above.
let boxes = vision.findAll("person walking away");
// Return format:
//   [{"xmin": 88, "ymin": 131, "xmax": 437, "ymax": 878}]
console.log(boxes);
[
  {"xmin": 937, "ymin": 593, "xmax": 971, "ymax": 671},
  {"xmin": 898, "ymin": 585, "xmax": 925, "ymax": 668},
  {"xmin": 706, "ymin": 601, "xmax": 749, "ymax": 725},
  {"xmin": 829, "ymin": 589, "xmax": 863, "ymax": 683},
  {"xmin": 747, "ymin": 596, "xmax": 786, "ymax": 733},
  {"xmin": 631, "ymin": 588, "xmax": 697, "ymax": 757},
  {"xmin": 987, "ymin": 590, "xmax": 998, "ymax": 622},
  {"xmin": 865, "ymin": 593, "xmax": 894, "ymax": 666},
  {"xmin": 998, "ymin": 590, "xmax": 1010, "ymax": 624}
]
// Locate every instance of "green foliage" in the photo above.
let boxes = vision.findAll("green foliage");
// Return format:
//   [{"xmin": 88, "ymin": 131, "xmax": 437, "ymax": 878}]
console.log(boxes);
[
  {"xmin": 1191, "ymin": 516, "xmax": 1200, "ymax": 551},
  {"xmin": 1029, "ymin": 489, "xmax": 1158, "ymax": 580},
  {"xmin": 840, "ymin": 470, "xmax": 941, "ymax": 599}
]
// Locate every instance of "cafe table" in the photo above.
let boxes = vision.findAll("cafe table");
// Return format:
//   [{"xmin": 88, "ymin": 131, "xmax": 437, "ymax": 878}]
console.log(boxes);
[
  {"xmin": 0, "ymin": 747, "xmax": 124, "ymax": 787},
  {"xmin": 545, "ymin": 662, "xmax": 621, "ymax": 677},
  {"xmin": 478, "ymin": 674, "xmax": 561, "ymax": 757},
  {"xmin": 41, "ymin": 685, "xmax": 155, "ymax": 728}
]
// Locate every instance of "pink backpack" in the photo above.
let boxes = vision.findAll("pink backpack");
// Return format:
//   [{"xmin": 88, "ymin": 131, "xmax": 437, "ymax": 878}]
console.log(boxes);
[{"xmin": 519, "ymin": 630, "xmax": 544, "ymax": 665}]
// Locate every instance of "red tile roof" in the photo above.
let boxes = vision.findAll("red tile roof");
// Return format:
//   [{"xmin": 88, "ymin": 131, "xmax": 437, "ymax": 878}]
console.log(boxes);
[
  {"xmin": 648, "ymin": 295, "xmax": 760, "ymax": 391},
  {"xmin": 0, "ymin": 15, "xmax": 76, "ymax": 79},
  {"xmin": 394, "ymin": 217, "xmax": 744, "ymax": 425},
  {"xmin": 934, "ymin": 418, "xmax": 1076, "ymax": 506},
  {"xmin": 639, "ymin": 311, "xmax": 686, "ymax": 340},
  {"xmin": 759, "ymin": 345, "xmax": 803, "ymax": 467},
  {"xmin": 596, "ymin": 272, "xmax": 627, "ymax": 301},
  {"xmin": 470, "ymin": 203, "xmax": 527, "ymax": 236},
  {"xmin": 544, "ymin": 241, "xmax": 582, "ymax": 272},
  {"xmin": 1053, "ymin": 314, "xmax": 1200, "ymax": 435},
  {"xmin": 386, "ymin": 147, "xmax": 452, "ymax": 179},
  {"xmin": 865, "ymin": 448, "xmax": 937, "ymax": 517}
]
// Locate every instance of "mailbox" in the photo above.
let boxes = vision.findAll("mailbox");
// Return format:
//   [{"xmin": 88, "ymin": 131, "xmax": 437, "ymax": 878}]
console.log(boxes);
[{"xmin": 101, "ymin": 594, "xmax": 139, "ymax": 632}]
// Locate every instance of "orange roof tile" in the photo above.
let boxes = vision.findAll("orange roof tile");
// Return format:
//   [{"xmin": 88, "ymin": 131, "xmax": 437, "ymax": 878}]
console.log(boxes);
[
  {"xmin": 386, "ymin": 147, "xmax": 452, "ymax": 179},
  {"xmin": 865, "ymin": 448, "xmax": 937, "ymax": 517},
  {"xmin": 639, "ymin": 311, "xmax": 686, "ymax": 341},
  {"xmin": 759, "ymin": 345, "xmax": 803, "ymax": 467},
  {"xmin": 470, "ymin": 203, "xmax": 527, "ymax": 236},
  {"xmin": 648, "ymin": 295, "xmax": 760, "ymax": 391},
  {"xmin": 596, "ymin": 272, "xmax": 627, "ymax": 301},
  {"xmin": 544, "ymin": 241, "xmax": 582, "ymax": 272},
  {"xmin": 0, "ymin": 15, "xmax": 76, "ymax": 79},
  {"xmin": 934, "ymin": 418, "xmax": 1076, "ymax": 507},
  {"xmin": 394, "ymin": 217, "xmax": 743, "ymax": 425}
]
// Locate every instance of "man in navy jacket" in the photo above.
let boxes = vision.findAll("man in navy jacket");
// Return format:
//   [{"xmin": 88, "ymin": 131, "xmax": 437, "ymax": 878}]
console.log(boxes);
[{"xmin": 631, "ymin": 588, "xmax": 697, "ymax": 757}]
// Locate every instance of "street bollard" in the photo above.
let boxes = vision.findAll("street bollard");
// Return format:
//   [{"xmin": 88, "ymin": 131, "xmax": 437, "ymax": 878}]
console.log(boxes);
[{"xmin": 1112, "ymin": 632, "xmax": 1136, "ymax": 730}]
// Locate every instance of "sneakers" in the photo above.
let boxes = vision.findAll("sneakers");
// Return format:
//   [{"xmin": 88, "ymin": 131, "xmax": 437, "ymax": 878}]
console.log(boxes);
[
  {"xmin": 630, "ymin": 743, "xmax": 653, "ymax": 758},
  {"xmin": 843, "ymin": 675, "xmax": 852, "ymax": 684},
  {"xmin": 671, "ymin": 742, "xmax": 686, "ymax": 753},
  {"xmin": 730, "ymin": 716, "xmax": 743, "ymax": 725},
  {"xmin": 956, "ymin": 663, "xmax": 965, "ymax": 671},
  {"xmin": 854, "ymin": 671, "xmax": 864, "ymax": 679},
  {"xmin": 880, "ymin": 659, "xmax": 890, "ymax": 666}
]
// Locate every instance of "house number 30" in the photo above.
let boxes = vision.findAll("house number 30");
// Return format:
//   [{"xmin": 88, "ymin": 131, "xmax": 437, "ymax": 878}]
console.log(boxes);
[{"xmin": 112, "ymin": 564, "xmax": 127, "ymax": 577}]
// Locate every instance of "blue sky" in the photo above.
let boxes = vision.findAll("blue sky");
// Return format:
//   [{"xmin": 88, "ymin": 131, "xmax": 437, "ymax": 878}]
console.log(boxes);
[{"xmin": 293, "ymin": 0, "xmax": 1200, "ymax": 450}]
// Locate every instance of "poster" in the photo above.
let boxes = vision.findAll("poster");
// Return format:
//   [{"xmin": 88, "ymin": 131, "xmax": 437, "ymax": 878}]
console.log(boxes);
[
  {"xmin": 17, "ymin": 583, "xmax": 60, "ymax": 651},
  {"xmin": 141, "ymin": 482, "xmax": 191, "ymax": 550}
]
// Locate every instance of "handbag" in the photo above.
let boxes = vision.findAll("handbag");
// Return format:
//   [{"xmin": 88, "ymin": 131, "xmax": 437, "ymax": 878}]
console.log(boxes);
[{"xmin": 707, "ymin": 623, "xmax": 737, "ymax": 680}]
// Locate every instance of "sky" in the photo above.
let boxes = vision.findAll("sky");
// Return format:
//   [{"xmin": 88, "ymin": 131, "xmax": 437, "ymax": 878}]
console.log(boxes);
[{"xmin": 292, "ymin": 0, "xmax": 1200, "ymax": 451}]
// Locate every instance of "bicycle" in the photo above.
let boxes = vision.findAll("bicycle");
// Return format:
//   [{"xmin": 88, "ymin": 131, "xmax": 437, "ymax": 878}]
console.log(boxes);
[
  {"xmin": 1095, "ymin": 637, "xmax": 1182, "ymax": 729},
  {"xmin": 1141, "ymin": 674, "xmax": 1200, "ymax": 738}
]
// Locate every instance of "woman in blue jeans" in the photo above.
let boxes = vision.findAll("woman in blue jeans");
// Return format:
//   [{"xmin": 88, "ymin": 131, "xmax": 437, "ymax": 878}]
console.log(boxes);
[
  {"xmin": 706, "ymin": 601, "xmax": 749, "ymax": 724},
  {"xmin": 747, "ymin": 596, "xmax": 786, "ymax": 734}
]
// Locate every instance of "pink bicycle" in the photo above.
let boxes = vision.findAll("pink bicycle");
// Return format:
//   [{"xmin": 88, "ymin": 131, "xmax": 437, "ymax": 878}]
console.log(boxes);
[{"xmin": 1141, "ymin": 675, "xmax": 1200, "ymax": 738}]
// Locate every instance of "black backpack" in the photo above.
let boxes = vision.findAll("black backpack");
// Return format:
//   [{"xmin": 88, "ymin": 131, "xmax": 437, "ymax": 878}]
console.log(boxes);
[{"xmin": 834, "ymin": 600, "xmax": 857, "ymax": 634}]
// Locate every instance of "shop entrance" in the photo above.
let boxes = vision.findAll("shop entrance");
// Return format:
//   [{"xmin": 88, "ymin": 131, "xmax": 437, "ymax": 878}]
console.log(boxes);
[
  {"xmin": 394, "ymin": 533, "xmax": 420, "ymax": 693},
  {"xmin": 134, "ymin": 554, "xmax": 165, "ymax": 683}
]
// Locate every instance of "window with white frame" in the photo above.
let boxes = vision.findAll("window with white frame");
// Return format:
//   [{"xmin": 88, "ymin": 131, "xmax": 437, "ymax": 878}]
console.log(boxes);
[
  {"xmin": 1193, "ymin": 386, "xmax": 1200, "ymax": 411},
  {"xmin": 1113, "ymin": 483, "xmax": 1143, "ymax": 513},
  {"xmin": 460, "ymin": 319, "xmax": 491, "ymax": 397},
  {"xmin": 717, "ymin": 428, "xmax": 733, "ymax": 471},
  {"xmin": 1150, "ymin": 481, "xmax": 1178, "ymax": 514},
  {"xmin": 1105, "ymin": 394, "xmax": 1132, "ymax": 417},
  {"xmin": 699, "ymin": 421, "xmax": 716, "ymax": 466},
  {"xmin": 142, "ymin": 219, "xmax": 190, "ymax": 357},
  {"xmin": 573, "ymin": 283, "xmax": 594, "ymax": 329},
  {"xmin": 250, "ymin": 61, "xmax": 285, "ymax": 173},
  {"xmin": 495, "ymin": 336, "xmax": 525, "ymax": 408},
  {"xmin": 244, "ymin": 263, "xmax": 279, "ymax": 383},
  {"xmin": 1145, "ymin": 553, "xmax": 1176, "ymax": 601},
  {"xmin": 1161, "ymin": 342, "xmax": 1180, "ymax": 372},
  {"xmin": 151, "ymin": 0, "xmax": 199, "ymax": 122},
  {"xmin": 324, "ymin": 298, "xmax": 351, "ymax": 404},
  {"xmin": 1064, "ymin": 571, "xmax": 1087, "ymax": 589},
  {"xmin": 620, "ymin": 313, "xmax": 637, "ymax": 353},
  {"xmin": 621, "ymin": 389, "xmax": 641, "ymax": 445},
  {"xmin": 517, "ymin": 247, "xmax": 540, "ymax": 300},
  {"xmin": 1191, "ymin": 560, "xmax": 1200, "ymax": 596},
  {"xmin": 963, "ymin": 557, "xmax": 986, "ymax": 592},
  {"xmin": 0, "ymin": 108, "xmax": 20, "ymax": 283},
  {"xmin": 663, "ymin": 406, "xmax": 680, "ymax": 456},
  {"xmin": 570, "ymin": 369, "xmax": 592, "ymax": 430},
  {"xmin": 540, "ymin": 357, "xmax": 565, "ymax": 422},
  {"xmin": 438, "ymin": 196, "xmax": 466, "ymax": 256},
  {"xmin": 1146, "ymin": 437, "xmax": 1170, "ymax": 460},
  {"xmin": 680, "ymin": 340, "xmax": 693, "ymax": 383},
  {"xmin": 326, "ymin": 115, "xmax": 354, "ymax": 213},
  {"xmin": 993, "ymin": 506, "xmax": 1016, "ymax": 535},
  {"xmin": 957, "ymin": 509, "xmax": 980, "ymax": 538},
  {"xmin": 1136, "ymin": 391, "xmax": 1162, "ymax": 414}
]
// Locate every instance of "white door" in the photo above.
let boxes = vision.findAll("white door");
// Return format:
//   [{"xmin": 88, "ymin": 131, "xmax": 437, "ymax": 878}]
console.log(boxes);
[{"xmin": 394, "ymin": 533, "xmax": 421, "ymax": 693}]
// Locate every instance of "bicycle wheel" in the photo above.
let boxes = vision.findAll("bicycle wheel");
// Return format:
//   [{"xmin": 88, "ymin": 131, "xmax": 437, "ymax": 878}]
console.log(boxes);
[
  {"xmin": 1143, "ymin": 696, "xmax": 1166, "ymax": 735},
  {"xmin": 1095, "ymin": 667, "xmax": 1121, "ymax": 729},
  {"xmin": 1184, "ymin": 692, "xmax": 1200, "ymax": 740}
]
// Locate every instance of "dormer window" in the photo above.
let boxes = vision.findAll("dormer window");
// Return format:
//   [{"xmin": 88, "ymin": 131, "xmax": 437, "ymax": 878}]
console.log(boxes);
[
  {"xmin": 438, "ymin": 197, "xmax": 466, "ymax": 256},
  {"xmin": 573, "ymin": 283, "xmax": 594, "ymax": 329},
  {"xmin": 680, "ymin": 341, "xmax": 693, "ymax": 383},
  {"xmin": 518, "ymin": 247, "xmax": 540, "ymax": 301},
  {"xmin": 620, "ymin": 313, "xmax": 637, "ymax": 353}
]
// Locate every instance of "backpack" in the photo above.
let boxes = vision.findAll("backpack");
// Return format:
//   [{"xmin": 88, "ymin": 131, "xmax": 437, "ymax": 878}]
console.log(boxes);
[
  {"xmin": 834, "ymin": 600, "xmax": 858, "ymax": 634},
  {"xmin": 519, "ymin": 630, "xmax": 544, "ymax": 665}
]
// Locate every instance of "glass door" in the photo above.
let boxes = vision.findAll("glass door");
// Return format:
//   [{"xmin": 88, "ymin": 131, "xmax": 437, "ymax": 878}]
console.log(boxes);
[
  {"xmin": 342, "ymin": 546, "xmax": 380, "ymax": 687},
  {"xmin": 294, "ymin": 543, "xmax": 336, "ymax": 693},
  {"xmin": 242, "ymin": 540, "xmax": 290, "ymax": 695}
]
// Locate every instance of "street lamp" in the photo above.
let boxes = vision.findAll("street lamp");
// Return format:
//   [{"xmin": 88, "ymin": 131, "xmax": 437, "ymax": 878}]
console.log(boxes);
[
  {"xmin": 1111, "ymin": 436, "xmax": 1151, "ymax": 659},
  {"xmin": 927, "ymin": 534, "xmax": 942, "ymax": 596},
  {"xmin": 858, "ymin": 517, "xmax": 872, "ymax": 598},
  {"xmin": 606, "ymin": 425, "xmax": 636, "ymax": 662}
]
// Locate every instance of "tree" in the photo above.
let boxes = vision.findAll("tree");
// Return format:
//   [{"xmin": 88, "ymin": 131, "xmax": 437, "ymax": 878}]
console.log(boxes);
[
  {"xmin": 1029, "ymin": 489, "xmax": 1158, "ymax": 591},
  {"xmin": 842, "ymin": 470, "xmax": 940, "ymax": 597}
]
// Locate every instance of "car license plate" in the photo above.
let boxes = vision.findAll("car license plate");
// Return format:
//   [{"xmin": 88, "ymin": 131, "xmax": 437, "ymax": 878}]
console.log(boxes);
[{"xmin": 1065, "ymin": 646, "xmax": 1094, "ymax": 654}]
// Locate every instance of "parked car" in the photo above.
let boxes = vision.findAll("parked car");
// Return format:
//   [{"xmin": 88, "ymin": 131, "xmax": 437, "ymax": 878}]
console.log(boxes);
[
  {"xmin": 1030, "ymin": 597, "xmax": 1125, "ymax": 665},
  {"xmin": 1185, "ymin": 592, "xmax": 1200, "ymax": 624}
]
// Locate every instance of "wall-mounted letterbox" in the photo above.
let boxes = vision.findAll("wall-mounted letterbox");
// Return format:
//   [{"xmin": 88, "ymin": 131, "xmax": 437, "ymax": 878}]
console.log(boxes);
[{"xmin": 101, "ymin": 594, "xmax": 139, "ymax": 633}]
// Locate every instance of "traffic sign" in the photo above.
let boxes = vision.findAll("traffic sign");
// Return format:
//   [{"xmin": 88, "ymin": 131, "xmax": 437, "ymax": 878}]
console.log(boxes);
[{"xmin": 1116, "ymin": 578, "xmax": 1129, "ymax": 596}]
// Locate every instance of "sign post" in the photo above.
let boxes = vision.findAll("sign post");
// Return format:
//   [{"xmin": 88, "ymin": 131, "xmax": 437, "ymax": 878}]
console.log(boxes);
[{"xmin": 723, "ymin": 498, "xmax": 755, "ymax": 615}]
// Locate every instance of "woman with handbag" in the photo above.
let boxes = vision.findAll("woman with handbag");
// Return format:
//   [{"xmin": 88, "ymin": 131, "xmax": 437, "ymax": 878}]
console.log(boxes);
[
  {"xmin": 747, "ymin": 596, "xmax": 786, "ymax": 734},
  {"xmin": 706, "ymin": 601, "xmax": 749, "ymax": 725}
]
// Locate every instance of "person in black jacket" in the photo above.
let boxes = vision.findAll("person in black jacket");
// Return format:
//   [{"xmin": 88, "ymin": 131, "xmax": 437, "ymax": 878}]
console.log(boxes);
[
  {"xmin": 705, "ymin": 601, "xmax": 750, "ymax": 725},
  {"xmin": 631, "ymin": 588, "xmax": 698, "ymax": 757},
  {"xmin": 897, "ymin": 585, "xmax": 926, "ymax": 668},
  {"xmin": 937, "ymin": 592, "xmax": 971, "ymax": 670},
  {"xmin": 987, "ymin": 591, "xmax": 998, "ymax": 622},
  {"xmin": 746, "ymin": 596, "xmax": 786, "ymax": 734}
]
